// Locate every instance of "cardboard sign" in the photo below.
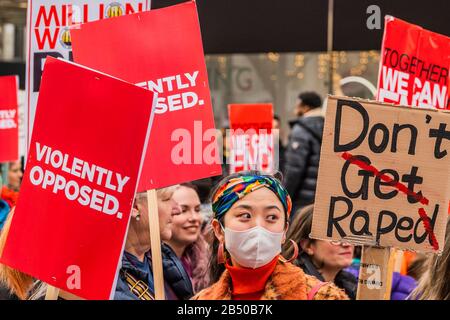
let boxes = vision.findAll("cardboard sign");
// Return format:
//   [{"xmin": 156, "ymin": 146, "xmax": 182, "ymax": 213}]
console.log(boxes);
[
  {"xmin": 26, "ymin": 0, "xmax": 150, "ymax": 149},
  {"xmin": 228, "ymin": 103, "xmax": 275, "ymax": 173},
  {"xmin": 71, "ymin": 1, "xmax": 221, "ymax": 191},
  {"xmin": 0, "ymin": 75, "xmax": 19, "ymax": 163},
  {"xmin": 311, "ymin": 96, "xmax": 450, "ymax": 253},
  {"xmin": 377, "ymin": 16, "xmax": 450, "ymax": 110},
  {"xmin": 0, "ymin": 57, "xmax": 155, "ymax": 300}
]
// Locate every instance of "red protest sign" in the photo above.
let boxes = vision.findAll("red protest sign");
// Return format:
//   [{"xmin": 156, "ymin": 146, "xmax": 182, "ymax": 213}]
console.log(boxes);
[
  {"xmin": 0, "ymin": 75, "xmax": 19, "ymax": 163},
  {"xmin": 0, "ymin": 57, "xmax": 155, "ymax": 300},
  {"xmin": 228, "ymin": 103, "xmax": 274, "ymax": 173},
  {"xmin": 71, "ymin": 0, "xmax": 221, "ymax": 191},
  {"xmin": 377, "ymin": 16, "xmax": 450, "ymax": 110}
]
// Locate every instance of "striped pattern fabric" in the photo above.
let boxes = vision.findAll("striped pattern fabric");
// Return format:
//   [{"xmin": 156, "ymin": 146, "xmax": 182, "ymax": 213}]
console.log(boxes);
[
  {"xmin": 212, "ymin": 175, "xmax": 292, "ymax": 221},
  {"xmin": 122, "ymin": 270, "xmax": 155, "ymax": 300}
]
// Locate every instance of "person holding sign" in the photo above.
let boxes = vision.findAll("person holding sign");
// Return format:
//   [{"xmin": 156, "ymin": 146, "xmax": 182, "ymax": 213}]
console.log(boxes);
[
  {"xmin": 193, "ymin": 171, "xmax": 348, "ymax": 300},
  {"xmin": 114, "ymin": 186, "xmax": 193, "ymax": 300},
  {"xmin": 0, "ymin": 174, "xmax": 10, "ymax": 230},
  {"xmin": 0, "ymin": 210, "xmax": 30, "ymax": 300}
]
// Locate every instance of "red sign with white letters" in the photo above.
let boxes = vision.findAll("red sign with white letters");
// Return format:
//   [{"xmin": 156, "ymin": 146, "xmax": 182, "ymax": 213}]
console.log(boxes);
[
  {"xmin": 377, "ymin": 16, "xmax": 450, "ymax": 110},
  {"xmin": 0, "ymin": 75, "xmax": 19, "ymax": 163},
  {"xmin": 71, "ymin": 1, "xmax": 222, "ymax": 191},
  {"xmin": 0, "ymin": 57, "xmax": 155, "ymax": 300},
  {"xmin": 228, "ymin": 104, "xmax": 274, "ymax": 174}
]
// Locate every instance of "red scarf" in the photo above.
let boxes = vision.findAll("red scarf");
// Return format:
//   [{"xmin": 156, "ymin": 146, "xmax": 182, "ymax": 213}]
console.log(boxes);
[
  {"xmin": 1, "ymin": 186, "xmax": 19, "ymax": 208},
  {"xmin": 225, "ymin": 256, "xmax": 279, "ymax": 300}
]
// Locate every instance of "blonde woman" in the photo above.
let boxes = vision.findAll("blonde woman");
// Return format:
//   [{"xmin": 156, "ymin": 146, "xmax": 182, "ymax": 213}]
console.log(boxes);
[
  {"xmin": 0, "ymin": 186, "xmax": 186, "ymax": 300},
  {"xmin": 114, "ymin": 186, "xmax": 186, "ymax": 300}
]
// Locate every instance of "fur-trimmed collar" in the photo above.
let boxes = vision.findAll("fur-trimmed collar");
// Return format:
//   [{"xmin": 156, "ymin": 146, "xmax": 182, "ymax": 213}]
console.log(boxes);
[{"xmin": 193, "ymin": 261, "xmax": 348, "ymax": 300}]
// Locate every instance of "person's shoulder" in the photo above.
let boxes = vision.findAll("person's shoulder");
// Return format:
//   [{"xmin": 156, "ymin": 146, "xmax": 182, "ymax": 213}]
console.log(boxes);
[
  {"xmin": 391, "ymin": 272, "xmax": 417, "ymax": 299},
  {"xmin": 303, "ymin": 274, "xmax": 349, "ymax": 300},
  {"xmin": 190, "ymin": 281, "xmax": 228, "ymax": 300},
  {"xmin": 191, "ymin": 271, "xmax": 231, "ymax": 300},
  {"xmin": 191, "ymin": 287, "xmax": 212, "ymax": 300},
  {"xmin": 291, "ymin": 117, "xmax": 323, "ymax": 137}
]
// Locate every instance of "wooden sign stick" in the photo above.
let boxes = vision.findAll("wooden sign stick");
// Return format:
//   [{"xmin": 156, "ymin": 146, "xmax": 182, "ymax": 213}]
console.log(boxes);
[
  {"xmin": 147, "ymin": 189, "xmax": 165, "ymax": 300},
  {"xmin": 44, "ymin": 285, "xmax": 60, "ymax": 300},
  {"xmin": 356, "ymin": 246, "xmax": 395, "ymax": 300},
  {"xmin": 393, "ymin": 249, "xmax": 404, "ymax": 273}
]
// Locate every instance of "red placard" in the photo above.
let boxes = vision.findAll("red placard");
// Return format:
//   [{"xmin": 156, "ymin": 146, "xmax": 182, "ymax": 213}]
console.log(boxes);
[
  {"xmin": 0, "ymin": 57, "xmax": 155, "ymax": 300},
  {"xmin": 377, "ymin": 16, "xmax": 450, "ymax": 110},
  {"xmin": 0, "ymin": 75, "xmax": 19, "ymax": 163},
  {"xmin": 228, "ymin": 103, "xmax": 274, "ymax": 173},
  {"xmin": 71, "ymin": 1, "xmax": 221, "ymax": 191}
]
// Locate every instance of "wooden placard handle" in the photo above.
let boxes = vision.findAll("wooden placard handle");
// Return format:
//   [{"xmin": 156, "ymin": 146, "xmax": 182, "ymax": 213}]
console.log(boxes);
[
  {"xmin": 147, "ymin": 189, "xmax": 165, "ymax": 300},
  {"xmin": 356, "ymin": 246, "xmax": 395, "ymax": 300},
  {"xmin": 44, "ymin": 285, "xmax": 60, "ymax": 300}
]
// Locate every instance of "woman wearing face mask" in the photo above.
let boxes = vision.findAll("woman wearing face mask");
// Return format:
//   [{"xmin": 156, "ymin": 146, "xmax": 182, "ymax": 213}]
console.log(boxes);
[
  {"xmin": 165, "ymin": 183, "xmax": 210, "ymax": 294},
  {"xmin": 283, "ymin": 205, "xmax": 358, "ymax": 299},
  {"xmin": 193, "ymin": 171, "xmax": 348, "ymax": 300}
]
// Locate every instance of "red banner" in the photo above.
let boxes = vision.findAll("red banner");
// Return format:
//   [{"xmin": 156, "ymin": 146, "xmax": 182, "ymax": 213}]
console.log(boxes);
[
  {"xmin": 228, "ymin": 103, "xmax": 274, "ymax": 174},
  {"xmin": 0, "ymin": 75, "xmax": 19, "ymax": 163},
  {"xmin": 377, "ymin": 16, "xmax": 450, "ymax": 110},
  {"xmin": 71, "ymin": 1, "xmax": 221, "ymax": 191},
  {"xmin": 0, "ymin": 57, "xmax": 155, "ymax": 300}
]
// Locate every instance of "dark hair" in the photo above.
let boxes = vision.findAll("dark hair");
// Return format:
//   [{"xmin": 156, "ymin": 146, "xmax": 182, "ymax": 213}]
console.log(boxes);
[
  {"xmin": 273, "ymin": 114, "xmax": 280, "ymax": 122},
  {"xmin": 282, "ymin": 204, "xmax": 314, "ymax": 258},
  {"xmin": 298, "ymin": 91, "xmax": 322, "ymax": 109},
  {"xmin": 207, "ymin": 170, "xmax": 286, "ymax": 284}
]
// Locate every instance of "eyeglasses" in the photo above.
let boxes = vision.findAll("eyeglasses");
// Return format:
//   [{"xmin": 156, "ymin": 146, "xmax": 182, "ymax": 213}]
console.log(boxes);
[{"xmin": 330, "ymin": 240, "xmax": 352, "ymax": 246}]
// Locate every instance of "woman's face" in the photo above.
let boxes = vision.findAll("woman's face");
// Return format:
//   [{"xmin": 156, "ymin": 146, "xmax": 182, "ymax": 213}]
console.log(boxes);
[
  {"xmin": 307, "ymin": 240, "xmax": 354, "ymax": 270},
  {"xmin": 8, "ymin": 161, "xmax": 23, "ymax": 191},
  {"xmin": 158, "ymin": 191, "xmax": 180, "ymax": 242},
  {"xmin": 213, "ymin": 187, "xmax": 287, "ymax": 242},
  {"xmin": 170, "ymin": 186, "xmax": 202, "ymax": 247}
]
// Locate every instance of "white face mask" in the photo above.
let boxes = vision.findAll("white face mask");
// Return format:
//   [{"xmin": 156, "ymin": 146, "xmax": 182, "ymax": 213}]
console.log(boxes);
[{"xmin": 223, "ymin": 225, "xmax": 284, "ymax": 269}]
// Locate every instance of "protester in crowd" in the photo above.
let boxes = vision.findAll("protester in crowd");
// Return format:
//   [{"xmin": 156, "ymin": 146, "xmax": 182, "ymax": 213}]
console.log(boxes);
[
  {"xmin": 283, "ymin": 205, "xmax": 358, "ymax": 299},
  {"xmin": 1, "ymin": 161, "xmax": 23, "ymax": 208},
  {"xmin": 193, "ymin": 171, "xmax": 348, "ymax": 300},
  {"xmin": 0, "ymin": 174, "xmax": 11, "ymax": 230},
  {"xmin": 273, "ymin": 115, "xmax": 286, "ymax": 173},
  {"xmin": 410, "ymin": 217, "xmax": 450, "ymax": 300},
  {"xmin": 0, "ymin": 210, "xmax": 60, "ymax": 301},
  {"xmin": 0, "ymin": 209, "xmax": 33, "ymax": 300},
  {"xmin": 283, "ymin": 91, "xmax": 324, "ymax": 218},
  {"xmin": 115, "ymin": 186, "xmax": 193, "ymax": 300},
  {"xmin": 166, "ymin": 183, "xmax": 210, "ymax": 293}
]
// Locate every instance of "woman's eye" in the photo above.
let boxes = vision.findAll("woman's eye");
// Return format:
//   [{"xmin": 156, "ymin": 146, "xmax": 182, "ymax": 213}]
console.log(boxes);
[
  {"xmin": 267, "ymin": 214, "xmax": 279, "ymax": 221},
  {"xmin": 238, "ymin": 213, "xmax": 251, "ymax": 219}
]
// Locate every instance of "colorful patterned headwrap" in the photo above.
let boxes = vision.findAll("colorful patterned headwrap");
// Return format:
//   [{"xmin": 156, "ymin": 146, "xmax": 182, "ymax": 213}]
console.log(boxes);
[{"xmin": 212, "ymin": 175, "xmax": 292, "ymax": 221}]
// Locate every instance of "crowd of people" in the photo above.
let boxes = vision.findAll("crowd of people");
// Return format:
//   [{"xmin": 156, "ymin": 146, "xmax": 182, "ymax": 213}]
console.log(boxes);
[{"xmin": 0, "ymin": 91, "xmax": 448, "ymax": 300}]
